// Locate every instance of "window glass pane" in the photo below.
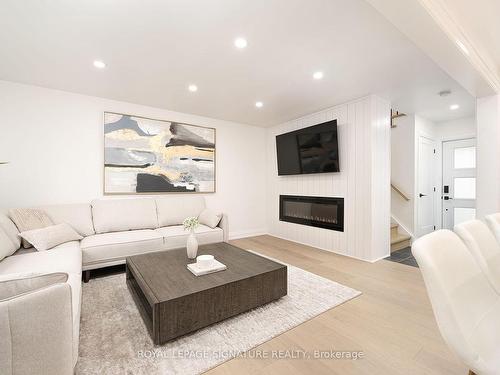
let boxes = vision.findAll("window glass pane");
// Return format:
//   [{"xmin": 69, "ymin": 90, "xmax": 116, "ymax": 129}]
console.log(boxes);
[
  {"xmin": 454, "ymin": 177, "xmax": 476, "ymax": 199},
  {"xmin": 454, "ymin": 146, "xmax": 476, "ymax": 169},
  {"xmin": 454, "ymin": 208, "xmax": 476, "ymax": 226}
]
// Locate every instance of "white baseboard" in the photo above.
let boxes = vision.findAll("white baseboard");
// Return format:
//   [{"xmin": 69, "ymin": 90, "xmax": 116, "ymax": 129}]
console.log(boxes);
[
  {"xmin": 228, "ymin": 229, "xmax": 268, "ymax": 240},
  {"xmin": 369, "ymin": 254, "xmax": 391, "ymax": 263}
]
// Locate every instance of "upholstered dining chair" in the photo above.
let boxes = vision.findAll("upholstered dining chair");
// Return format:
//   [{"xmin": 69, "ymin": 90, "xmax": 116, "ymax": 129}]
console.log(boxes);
[
  {"xmin": 455, "ymin": 219, "xmax": 500, "ymax": 294},
  {"xmin": 412, "ymin": 230, "xmax": 500, "ymax": 375},
  {"xmin": 485, "ymin": 213, "xmax": 500, "ymax": 245}
]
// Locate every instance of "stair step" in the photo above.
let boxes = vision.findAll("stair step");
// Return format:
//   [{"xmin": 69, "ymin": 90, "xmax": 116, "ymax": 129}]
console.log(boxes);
[
  {"xmin": 391, "ymin": 232, "xmax": 411, "ymax": 253},
  {"xmin": 390, "ymin": 222, "xmax": 399, "ymax": 237},
  {"xmin": 391, "ymin": 233, "xmax": 411, "ymax": 245}
]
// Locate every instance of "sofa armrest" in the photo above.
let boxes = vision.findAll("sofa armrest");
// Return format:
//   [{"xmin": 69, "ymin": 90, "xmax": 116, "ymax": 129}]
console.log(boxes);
[
  {"xmin": 0, "ymin": 274, "xmax": 73, "ymax": 375},
  {"xmin": 0, "ymin": 272, "xmax": 68, "ymax": 300},
  {"xmin": 219, "ymin": 213, "xmax": 229, "ymax": 242}
]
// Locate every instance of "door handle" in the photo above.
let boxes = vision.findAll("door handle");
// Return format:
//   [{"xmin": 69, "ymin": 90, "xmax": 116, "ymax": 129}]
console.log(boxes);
[
  {"xmin": 419, "ymin": 193, "xmax": 426, "ymax": 198},
  {"xmin": 443, "ymin": 196, "xmax": 453, "ymax": 200}
]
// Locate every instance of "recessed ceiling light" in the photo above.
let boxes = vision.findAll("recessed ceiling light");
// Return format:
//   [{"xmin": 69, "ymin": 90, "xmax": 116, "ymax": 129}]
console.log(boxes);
[
  {"xmin": 234, "ymin": 37, "xmax": 248, "ymax": 49},
  {"xmin": 450, "ymin": 104, "xmax": 460, "ymax": 110},
  {"xmin": 255, "ymin": 101, "xmax": 263, "ymax": 108},
  {"xmin": 456, "ymin": 40, "xmax": 470, "ymax": 55},
  {"xmin": 313, "ymin": 71, "xmax": 324, "ymax": 80},
  {"xmin": 93, "ymin": 60, "xmax": 106, "ymax": 69},
  {"xmin": 188, "ymin": 84, "xmax": 198, "ymax": 92}
]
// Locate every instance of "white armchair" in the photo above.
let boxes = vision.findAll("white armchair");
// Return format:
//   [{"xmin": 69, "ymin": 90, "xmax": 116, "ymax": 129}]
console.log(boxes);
[
  {"xmin": 455, "ymin": 219, "xmax": 500, "ymax": 294},
  {"xmin": 485, "ymin": 213, "xmax": 500, "ymax": 245},
  {"xmin": 0, "ymin": 273, "xmax": 74, "ymax": 375},
  {"xmin": 412, "ymin": 230, "xmax": 500, "ymax": 375}
]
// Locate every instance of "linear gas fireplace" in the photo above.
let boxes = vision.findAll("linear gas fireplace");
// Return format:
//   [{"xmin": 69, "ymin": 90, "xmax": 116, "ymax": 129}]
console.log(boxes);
[{"xmin": 279, "ymin": 195, "xmax": 344, "ymax": 232}]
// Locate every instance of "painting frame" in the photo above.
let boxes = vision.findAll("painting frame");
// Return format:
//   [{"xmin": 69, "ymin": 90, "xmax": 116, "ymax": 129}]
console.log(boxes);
[{"xmin": 103, "ymin": 111, "xmax": 216, "ymax": 195}]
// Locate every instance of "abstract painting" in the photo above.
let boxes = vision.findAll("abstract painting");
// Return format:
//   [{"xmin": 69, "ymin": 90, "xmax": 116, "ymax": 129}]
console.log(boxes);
[{"xmin": 104, "ymin": 112, "xmax": 215, "ymax": 194}]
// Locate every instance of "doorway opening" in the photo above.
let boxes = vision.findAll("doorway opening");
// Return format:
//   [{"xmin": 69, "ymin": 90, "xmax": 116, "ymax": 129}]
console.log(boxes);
[{"xmin": 389, "ymin": 113, "xmax": 476, "ymax": 260}]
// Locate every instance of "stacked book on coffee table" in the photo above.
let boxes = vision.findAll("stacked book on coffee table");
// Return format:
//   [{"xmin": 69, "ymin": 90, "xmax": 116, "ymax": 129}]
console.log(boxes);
[{"xmin": 187, "ymin": 259, "xmax": 227, "ymax": 276}]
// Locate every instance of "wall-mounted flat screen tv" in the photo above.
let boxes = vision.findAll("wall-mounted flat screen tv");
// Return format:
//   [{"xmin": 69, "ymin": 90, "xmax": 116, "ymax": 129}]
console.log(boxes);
[{"xmin": 276, "ymin": 119, "xmax": 339, "ymax": 176}]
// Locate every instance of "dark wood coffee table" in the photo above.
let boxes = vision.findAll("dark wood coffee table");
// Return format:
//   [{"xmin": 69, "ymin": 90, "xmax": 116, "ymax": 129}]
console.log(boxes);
[{"xmin": 126, "ymin": 242, "xmax": 287, "ymax": 344}]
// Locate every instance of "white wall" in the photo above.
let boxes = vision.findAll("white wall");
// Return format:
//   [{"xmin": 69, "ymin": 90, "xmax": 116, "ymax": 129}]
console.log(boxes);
[
  {"xmin": 435, "ymin": 116, "xmax": 476, "ymax": 140},
  {"xmin": 476, "ymin": 95, "xmax": 500, "ymax": 218},
  {"xmin": 0, "ymin": 80, "xmax": 267, "ymax": 238},
  {"xmin": 267, "ymin": 95, "xmax": 391, "ymax": 262}
]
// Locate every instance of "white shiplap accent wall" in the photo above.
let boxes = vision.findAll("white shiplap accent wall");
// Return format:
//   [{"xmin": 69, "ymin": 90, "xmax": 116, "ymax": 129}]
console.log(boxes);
[{"xmin": 267, "ymin": 95, "xmax": 391, "ymax": 262}]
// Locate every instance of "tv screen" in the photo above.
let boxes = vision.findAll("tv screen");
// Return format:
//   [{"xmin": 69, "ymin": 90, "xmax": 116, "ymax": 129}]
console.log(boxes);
[{"xmin": 276, "ymin": 120, "xmax": 339, "ymax": 175}]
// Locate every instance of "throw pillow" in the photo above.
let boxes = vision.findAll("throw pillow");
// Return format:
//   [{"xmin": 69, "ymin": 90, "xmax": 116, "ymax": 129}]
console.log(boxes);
[
  {"xmin": 198, "ymin": 208, "xmax": 222, "ymax": 229},
  {"xmin": 9, "ymin": 208, "xmax": 54, "ymax": 248},
  {"xmin": 0, "ymin": 213, "xmax": 21, "ymax": 250},
  {"xmin": 0, "ymin": 227, "xmax": 17, "ymax": 262},
  {"xmin": 19, "ymin": 223, "xmax": 83, "ymax": 251}
]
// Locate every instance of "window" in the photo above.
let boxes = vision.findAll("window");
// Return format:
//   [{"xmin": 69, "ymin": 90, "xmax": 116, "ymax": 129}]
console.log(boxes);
[
  {"xmin": 454, "ymin": 146, "xmax": 476, "ymax": 169},
  {"xmin": 454, "ymin": 208, "xmax": 476, "ymax": 226},
  {"xmin": 454, "ymin": 177, "xmax": 476, "ymax": 199}
]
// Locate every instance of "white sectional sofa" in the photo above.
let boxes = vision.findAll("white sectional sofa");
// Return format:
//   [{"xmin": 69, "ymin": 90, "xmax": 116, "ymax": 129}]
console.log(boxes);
[
  {"xmin": 81, "ymin": 196, "xmax": 227, "ymax": 277},
  {"xmin": 0, "ymin": 196, "xmax": 227, "ymax": 375}
]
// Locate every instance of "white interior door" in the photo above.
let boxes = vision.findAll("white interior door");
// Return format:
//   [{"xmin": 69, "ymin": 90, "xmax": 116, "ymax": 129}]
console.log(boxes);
[
  {"xmin": 417, "ymin": 136, "xmax": 436, "ymax": 237},
  {"xmin": 442, "ymin": 138, "xmax": 476, "ymax": 229}
]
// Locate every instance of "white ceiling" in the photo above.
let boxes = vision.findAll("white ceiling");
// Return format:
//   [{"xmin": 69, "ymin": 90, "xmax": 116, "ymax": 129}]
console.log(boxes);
[{"xmin": 0, "ymin": 0, "xmax": 475, "ymax": 126}]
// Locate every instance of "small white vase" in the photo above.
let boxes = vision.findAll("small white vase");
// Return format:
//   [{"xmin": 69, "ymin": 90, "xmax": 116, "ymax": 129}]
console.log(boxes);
[{"xmin": 186, "ymin": 229, "xmax": 198, "ymax": 259}]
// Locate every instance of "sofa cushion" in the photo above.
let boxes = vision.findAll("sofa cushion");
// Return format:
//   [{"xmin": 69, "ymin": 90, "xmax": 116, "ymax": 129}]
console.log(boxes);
[
  {"xmin": 0, "ymin": 241, "xmax": 82, "ymax": 277},
  {"xmin": 81, "ymin": 229, "xmax": 164, "ymax": 265},
  {"xmin": 0, "ymin": 227, "xmax": 16, "ymax": 262},
  {"xmin": 19, "ymin": 223, "xmax": 83, "ymax": 251},
  {"xmin": 39, "ymin": 203, "xmax": 95, "ymax": 237},
  {"xmin": 155, "ymin": 224, "xmax": 223, "ymax": 250},
  {"xmin": 92, "ymin": 198, "xmax": 158, "ymax": 234},
  {"xmin": 0, "ymin": 213, "xmax": 21, "ymax": 250},
  {"xmin": 156, "ymin": 196, "xmax": 206, "ymax": 227}
]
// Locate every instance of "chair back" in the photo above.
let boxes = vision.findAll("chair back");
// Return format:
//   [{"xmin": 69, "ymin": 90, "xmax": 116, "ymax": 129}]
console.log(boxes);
[
  {"xmin": 412, "ymin": 230, "xmax": 500, "ymax": 374},
  {"xmin": 485, "ymin": 213, "xmax": 500, "ymax": 245},
  {"xmin": 455, "ymin": 219, "xmax": 500, "ymax": 293}
]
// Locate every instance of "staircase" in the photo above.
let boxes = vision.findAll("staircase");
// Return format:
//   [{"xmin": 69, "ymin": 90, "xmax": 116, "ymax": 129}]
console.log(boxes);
[{"xmin": 391, "ymin": 220, "xmax": 411, "ymax": 252}]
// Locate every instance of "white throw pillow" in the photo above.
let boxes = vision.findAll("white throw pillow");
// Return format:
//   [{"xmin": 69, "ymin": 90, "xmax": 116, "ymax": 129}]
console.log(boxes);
[
  {"xmin": 19, "ymin": 223, "xmax": 83, "ymax": 251},
  {"xmin": 0, "ymin": 227, "xmax": 17, "ymax": 261},
  {"xmin": 0, "ymin": 213, "xmax": 21, "ymax": 250},
  {"xmin": 198, "ymin": 208, "xmax": 222, "ymax": 229},
  {"xmin": 9, "ymin": 208, "xmax": 54, "ymax": 248}
]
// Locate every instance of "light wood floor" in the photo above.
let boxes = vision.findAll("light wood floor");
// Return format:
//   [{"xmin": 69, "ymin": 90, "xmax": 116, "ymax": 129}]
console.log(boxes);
[{"xmin": 206, "ymin": 235, "xmax": 468, "ymax": 375}]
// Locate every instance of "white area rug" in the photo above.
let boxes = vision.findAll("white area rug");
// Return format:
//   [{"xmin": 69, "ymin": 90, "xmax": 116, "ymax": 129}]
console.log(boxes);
[{"xmin": 76, "ymin": 257, "xmax": 361, "ymax": 374}]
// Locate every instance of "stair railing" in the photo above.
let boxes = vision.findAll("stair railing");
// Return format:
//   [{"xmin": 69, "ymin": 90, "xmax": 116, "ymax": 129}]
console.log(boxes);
[{"xmin": 391, "ymin": 182, "xmax": 411, "ymax": 201}]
